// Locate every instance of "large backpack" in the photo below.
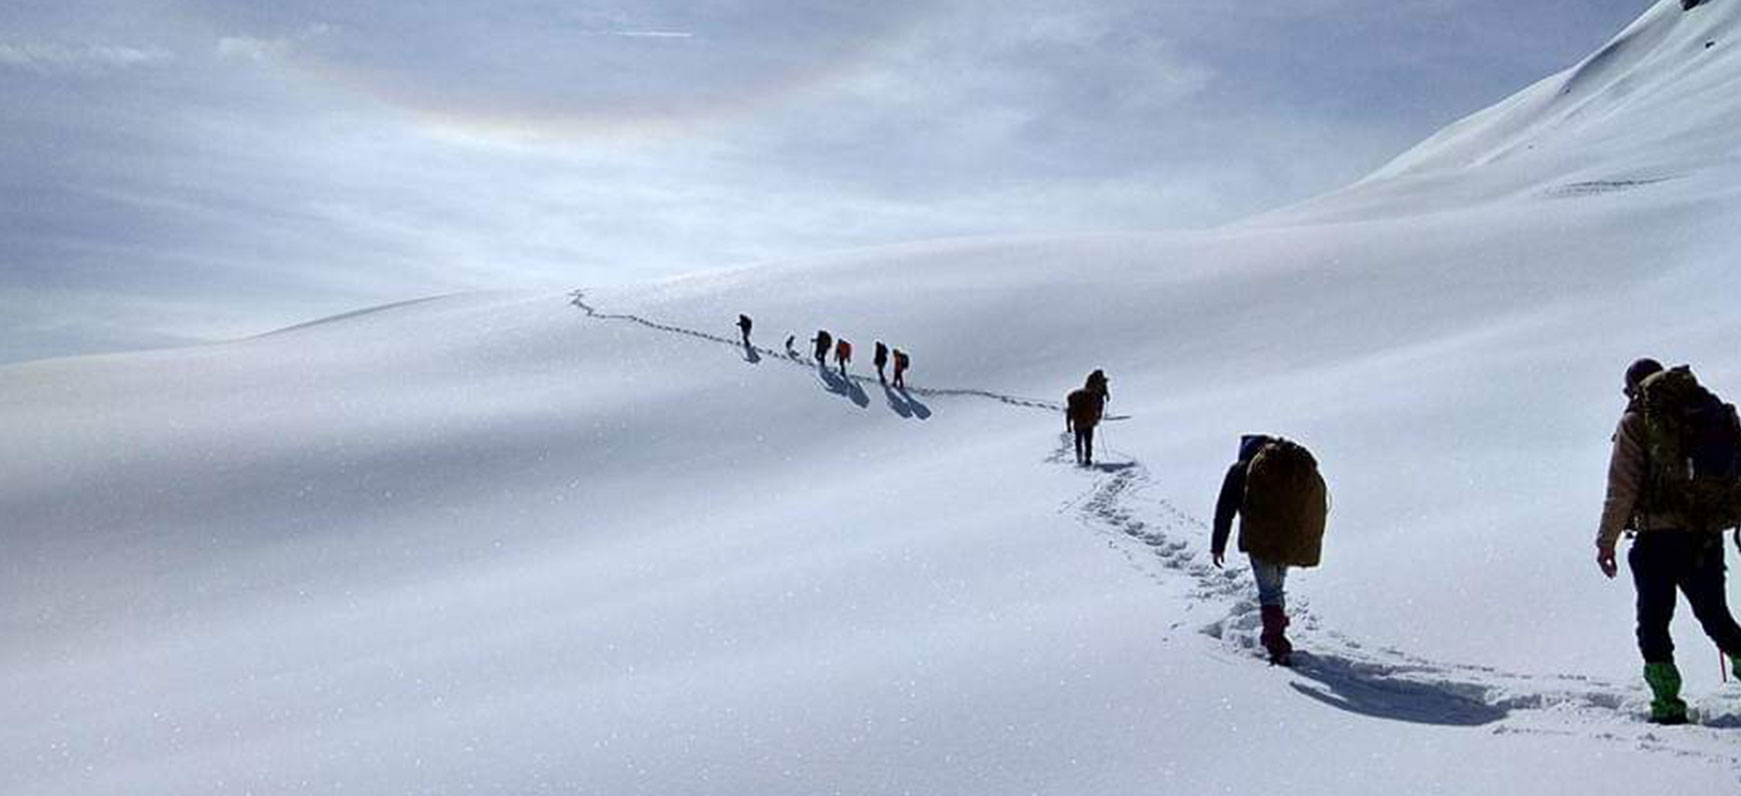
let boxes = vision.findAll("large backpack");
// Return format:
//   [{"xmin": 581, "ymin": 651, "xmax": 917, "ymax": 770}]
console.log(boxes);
[
  {"xmin": 1066, "ymin": 388, "xmax": 1104, "ymax": 428},
  {"xmin": 1637, "ymin": 366, "xmax": 1741, "ymax": 532},
  {"xmin": 1240, "ymin": 438, "xmax": 1329, "ymax": 567}
]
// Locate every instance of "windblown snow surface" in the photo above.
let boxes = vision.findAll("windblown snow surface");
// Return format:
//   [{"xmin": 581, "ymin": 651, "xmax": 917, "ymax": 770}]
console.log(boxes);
[{"xmin": 7, "ymin": 2, "xmax": 1741, "ymax": 793}]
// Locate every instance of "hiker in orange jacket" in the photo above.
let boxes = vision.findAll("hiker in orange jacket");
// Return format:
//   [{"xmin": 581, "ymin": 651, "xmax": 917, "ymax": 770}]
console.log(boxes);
[{"xmin": 834, "ymin": 339, "xmax": 853, "ymax": 378}]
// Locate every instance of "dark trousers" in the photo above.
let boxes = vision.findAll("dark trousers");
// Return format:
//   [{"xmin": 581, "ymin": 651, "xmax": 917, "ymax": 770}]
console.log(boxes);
[
  {"xmin": 1629, "ymin": 531, "xmax": 1741, "ymax": 663},
  {"xmin": 1073, "ymin": 426, "xmax": 1095, "ymax": 464}
]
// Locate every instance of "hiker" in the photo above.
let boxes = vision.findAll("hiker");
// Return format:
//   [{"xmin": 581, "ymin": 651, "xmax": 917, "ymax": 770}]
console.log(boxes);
[
  {"xmin": 737, "ymin": 314, "xmax": 753, "ymax": 346},
  {"xmin": 834, "ymin": 338, "xmax": 853, "ymax": 378},
  {"xmin": 811, "ymin": 330, "xmax": 833, "ymax": 365},
  {"xmin": 1596, "ymin": 358, "xmax": 1741, "ymax": 725},
  {"xmin": 874, "ymin": 341, "xmax": 890, "ymax": 383},
  {"xmin": 1064, "ymin": 370, "xmax": 1110, "ymax": 466},
  {"xmin": 1212, "ymin": 435, "xmax": 1329, "ymax": 666},
  {"xmin": 892, "ymin": 349, "xmax": 910, "ymax": 389},
  {"xmin": 1683, "ymin": 0, "xmax": 1706, "ymax": 11},
  {"xmin": 784, "ymin": 334, "xmax": 798, "ymax": 358}
]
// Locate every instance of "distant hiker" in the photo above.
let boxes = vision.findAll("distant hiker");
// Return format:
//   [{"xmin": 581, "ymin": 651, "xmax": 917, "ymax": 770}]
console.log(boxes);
[
  {"xmin": 1212, "ymin": 435, "xmax": 1329, "ymax": 667},
  {"xmin": 892, "ymin": 349, "xmax": 910, "ymax": 389},
  {"xmin": 834, "ymin": 338, "xmax": 853, "ymax": 377},
  {"xmin": 1683, "ymin": 0, "xmax": 1706, "ymax": 11},
  {"xmin": 784, "ymin": 334, "xmax": 798, "ymax": 358},
  {"xmin": 874, "ymin": 341, "xmax": 890, "ymax": 383},
  {"xmin": 1596, "ymin": 358, "xmax": 1741, "ymax": 725},
  {"xmin": 812, "ymin": 330, "xmax": 833, "ymax": 364},
  {"xmin": 1064, "ymin": 370, "xmax": 1110, "ymax": 466},
  {"xmin": 737, "ymin": 314, "xmax": 753, "ymax": 346}
]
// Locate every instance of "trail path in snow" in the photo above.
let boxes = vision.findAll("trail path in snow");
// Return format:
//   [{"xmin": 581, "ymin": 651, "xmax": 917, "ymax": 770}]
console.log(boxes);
[{"xmin": 568, "ymin": 290, "xmax": 1741, "ymax": 774}]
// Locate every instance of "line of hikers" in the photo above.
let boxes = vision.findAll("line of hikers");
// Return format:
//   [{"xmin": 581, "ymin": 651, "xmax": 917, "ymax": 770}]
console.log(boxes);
[
  {"xmin": 749, "ymin": 309, "xmax": 1741, "ymax": 718},
  {"xmin": 1184, "ymin": 356, "xmax": 1741, "ymax": 719},
  {"xmin": 735, "ymin": 313, "xmax": 912, "ymax": 388}
]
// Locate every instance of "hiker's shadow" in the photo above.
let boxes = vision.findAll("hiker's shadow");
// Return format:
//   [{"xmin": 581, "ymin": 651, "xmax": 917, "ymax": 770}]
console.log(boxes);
[
  {"xmin": 1088, "ymin": 461, "xmax": 1135, "ymax": 473},
  {"xmin": 1284, "ymin": 652, "xmax": 1510, "ymax": 727},
  {"xmin": 882, "ymin": 383, "xmax": 913, "ymax": 418},
  {"xmin": 818, "ymin": 365, "xmax": 870, "ymax": 408},
  {"xmin": 895, "ymin": 387, "xmax": 930, "ymax": 419}
]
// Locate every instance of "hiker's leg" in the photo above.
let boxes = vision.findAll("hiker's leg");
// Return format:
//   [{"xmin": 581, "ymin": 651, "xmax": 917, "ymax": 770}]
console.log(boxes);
[
  {"xmin": 1073, "ymin": 430, "xmax": 1085, "ymax": 464},
  {"xmin": 1629, "ymin": 536, "xmax": 1679, "ymax": 665},
  {"xmin": 1082, "ymin": 427, "xmax": 1094, "ymax": 464},
  {"xmin": 1252, "ymin": 558, "xmax": 1292, "ymax": 662},
  {"xmin": 1251, "ymin": 558, "xmax": 1287, "ymax": 609},
  {"xmin": 1680, "ymin": 535, "xmax": 1741, "ymax": 655}
]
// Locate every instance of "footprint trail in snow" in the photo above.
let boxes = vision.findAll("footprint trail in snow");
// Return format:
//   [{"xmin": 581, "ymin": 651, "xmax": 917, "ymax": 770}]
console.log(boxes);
[{"xmin": 571, "ymin": 290, "xmax": 1741, "ymax": 775}]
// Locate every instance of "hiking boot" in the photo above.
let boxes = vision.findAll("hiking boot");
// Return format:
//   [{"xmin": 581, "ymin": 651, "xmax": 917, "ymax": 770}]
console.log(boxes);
[
  {"xmin": 1644, "ymin": 662, "xmax": 1690, "ymax": 725},
  {"xmin": 1259, "ymin": 605, "xmax": 1293, "ymax": 666}
]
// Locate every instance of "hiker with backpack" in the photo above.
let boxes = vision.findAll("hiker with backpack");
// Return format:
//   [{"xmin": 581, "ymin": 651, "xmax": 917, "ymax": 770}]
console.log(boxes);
[
  {"xmin": 892, "ymin": 349, "xmax": 910, "ymax": 389},
  {"xmin": 1212, "ymin": 435, "xmax": 1330, "ymax": 666},
  {"xmin": 811, "ymin": 330, "xmax": 833, "ymax": 365},
  {"xmin": 1596, "ymin": 358, "xmax": 1741, "ymax": 725},
  {"xmin": 874, "ymin": 341, "xmax": 890, "ymax": 383},
  {"xmin": 834, "ymin": 338, "xmax": 853, "ymax": 378},
  {"xmin": 1064, "ymin": 370, "xmax": 1110, "ymax": 466},
  {"xmin": 737, "ymin": 314, "xmax": 753, "ymax": 347}
]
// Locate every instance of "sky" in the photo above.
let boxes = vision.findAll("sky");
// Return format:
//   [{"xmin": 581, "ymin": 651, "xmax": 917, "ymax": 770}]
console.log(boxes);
[{"xmin": 1, "ymin": 0, "xmax": 1652, "ymax": 363}]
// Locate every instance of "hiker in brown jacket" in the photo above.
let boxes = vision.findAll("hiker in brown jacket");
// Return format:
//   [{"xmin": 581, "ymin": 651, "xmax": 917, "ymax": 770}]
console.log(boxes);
[{"xmin": 1596, "ymin": 357, "xmax": 1741, "ymax": 724}]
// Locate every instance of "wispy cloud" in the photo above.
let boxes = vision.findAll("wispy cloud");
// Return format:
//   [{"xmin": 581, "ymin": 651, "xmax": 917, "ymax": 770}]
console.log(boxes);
[
  {"xmin": 0, "ymin": 41, "xmax": 172, "ymax": 74},
  {"xmin": 216, "ymin": 24, "xmax": 331, "ymax": 62},
  {"xmin": 217, "ymin": 36, "xmax": 291, "ymax": 62},
  {"xmin": 598, "ymin": 30, "xmax": 695, "ymax": 40}
]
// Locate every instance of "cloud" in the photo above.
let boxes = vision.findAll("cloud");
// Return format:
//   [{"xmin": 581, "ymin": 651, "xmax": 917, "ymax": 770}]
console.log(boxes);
[
  {"xmin": 217, "ymin": 36, "xmax": 291, "ymax": 62},
  {"xmin": 597, "ymin": 30, "xmax": 695, "ymax": 39},
  {"xmin": 0, "ymin": 41, "xmax": 172, "ymax": 74},
  {"xmin": 216, "ymin": 24, "xmax": 331, "ymax": 62}
]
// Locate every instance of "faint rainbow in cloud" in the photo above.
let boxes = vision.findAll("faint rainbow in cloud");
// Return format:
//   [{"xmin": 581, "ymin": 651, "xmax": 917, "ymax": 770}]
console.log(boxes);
[{"xmin": 229, "ymin": 11, "xmax": 935, "ymax": 145}]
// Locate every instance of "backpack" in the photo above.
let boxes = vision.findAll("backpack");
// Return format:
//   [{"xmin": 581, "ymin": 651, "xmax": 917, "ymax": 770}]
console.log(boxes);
[
  {"xmin": 1637, "ymin": 366, "xmax": 1741, "ymax": 532},
  {"xmin": 1239, "ymin": 439, "xmax": 1329, "ymax": 567},
  {"xmin": 1066, "ymin": 389, "xmax": 1103, "ymax": 428}
]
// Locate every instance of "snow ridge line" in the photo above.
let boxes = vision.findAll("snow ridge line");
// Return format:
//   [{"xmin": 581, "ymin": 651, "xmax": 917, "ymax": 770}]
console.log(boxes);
[
  {"xmin": 1057, "ymin": 439, "xmax": 1741, "ymax": 772},
  {"xmin": 569, "ymin": 290, "xmax": 1741, "ymax": 767},
  {"xmin": 568, "ymin": 290, "xmax": 1067, "ymax": 412}
]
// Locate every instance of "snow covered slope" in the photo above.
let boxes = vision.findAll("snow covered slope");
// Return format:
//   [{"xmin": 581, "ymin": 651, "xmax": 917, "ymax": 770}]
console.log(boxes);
[
  {"xmin": 7, "ymin": 1, "xmax": 1741, "ymax": 793},
  {"xmin": 1262, "ymin": 0, "xmax": 1741, "ymax": 224}
]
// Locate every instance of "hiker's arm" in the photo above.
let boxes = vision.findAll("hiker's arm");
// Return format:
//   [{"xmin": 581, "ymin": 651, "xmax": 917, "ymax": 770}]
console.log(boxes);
[
  {"xmin": 1596, "ymin": 413, "xmax": 1646, "ymax": 572},
  {"xmin": 1211, "ymin": 464, "xmax": 1244, "ymax": 567}
]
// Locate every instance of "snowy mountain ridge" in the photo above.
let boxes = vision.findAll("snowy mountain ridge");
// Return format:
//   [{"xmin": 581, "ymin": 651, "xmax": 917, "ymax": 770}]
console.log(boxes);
[{"xmin": 1260, "ymin": 0, "xmax": 1741, "ymax": 223}]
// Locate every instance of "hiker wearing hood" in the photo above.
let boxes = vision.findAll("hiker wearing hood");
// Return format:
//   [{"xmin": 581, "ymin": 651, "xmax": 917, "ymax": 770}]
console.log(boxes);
[
  {"xmin": 874, "ymin": 341, "xmax": 890, "ymax": 383},
  {"xmin": 1064, "ymin": 370, "xmax": 1110, "ymax": 466},
  {"xmin": 892, "ymin": 349, "xmax": 910, "ymax": 389},
  {"xmin": 737, "ymin": 314, "xmax": 753, "ymax": 346},
  {"xmin": 1596, "ymin": 357, "xmax": 1741, "ymax": 725},
  {"xmin": 811, "ymin": 330, "xmax": 833, "ymax": 365},
  {"xmin": 1213, "ymin": 434, "xmax": 1329, "ymax": 666}
]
